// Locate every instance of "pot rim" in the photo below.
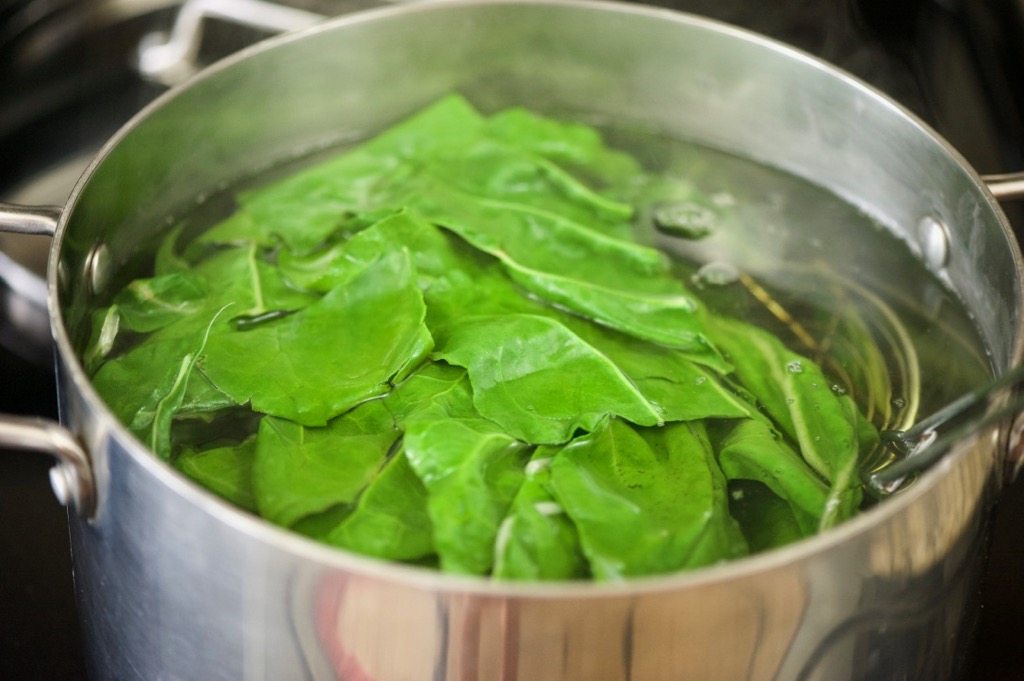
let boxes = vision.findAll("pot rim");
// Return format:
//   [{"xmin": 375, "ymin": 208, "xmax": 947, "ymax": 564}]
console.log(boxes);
[{"xmin": 47, "ymin": 0, "xmax": 1024, "ymax": 597}]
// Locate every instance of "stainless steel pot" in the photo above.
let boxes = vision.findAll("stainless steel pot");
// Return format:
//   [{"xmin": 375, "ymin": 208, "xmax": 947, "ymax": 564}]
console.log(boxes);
[{"xmin": 2, "ymin": 1, "xmax": 1024, "ymax": 679}]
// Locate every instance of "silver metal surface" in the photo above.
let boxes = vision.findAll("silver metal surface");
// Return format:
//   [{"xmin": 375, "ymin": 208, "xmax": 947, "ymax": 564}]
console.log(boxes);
[
  {"xmin": 0, "ymin": 204, "xmax": 61, "ymax": 237},
  {"xmin": 983, "ymin": 171, "xmax": 1024, "ymax": 200},
  {"xmin": 0, "ymin": 415, "xmax": 94, "ymax": 517},
  {"xmin": 137, "ymin": 0, "xmax": 325, "ymax": 85},
  {"xmin": 0, "ymin": 205, "xmax": 61, "ymax": 362},
  {"xmin": 7, "ymin": 1, "xmax": 1024, "ymax": 679}
]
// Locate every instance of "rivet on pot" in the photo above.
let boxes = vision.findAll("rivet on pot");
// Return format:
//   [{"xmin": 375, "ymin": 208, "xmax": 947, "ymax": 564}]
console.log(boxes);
[
  {"xmin": 84, "ymin": 243, "xmax": 112, "ymax": 296},
  {"xmin": 48, "ymin": 463, "xmax": 76, "ymax": 507},
  {"xmin": 917, "ymin": 215, "xmax": 951, "ymax": 271}
]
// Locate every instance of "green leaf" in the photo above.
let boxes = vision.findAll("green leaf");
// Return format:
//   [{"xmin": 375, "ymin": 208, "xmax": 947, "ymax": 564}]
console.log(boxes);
[
  {"xmin": 118, "ymin": 307, "xmax": 226, "ymax": 459},
  {"xmin": 114, "ymin": 271, "xmax": 206, "ymax": 333},
  {"xmin": 82, "ymin": 305, "xmax": 120, "ymax": 374},
  {"xmin": 436, "ymin": 314, "xmax": 663, "ymax": 443},
  {"xmin": 200, "ymin": 248, "xmax": 434, "ymax": 426},
  {"xmin": 559, "ymin": 316, "xmax": 742, "ymax": 416},
  {"xmin": 492, "ymin": 447, "xmax": 589, "ymax": 581},
  {"xmin": 500, "ymin": 256, "xmax": 721, "ymax": 357},
  {"xmin": 382, "ymin": 361, "xmax": 475, "ymax": 424},
  {"xmin": 327, "ymin": 448, "xmax": 434, "ymax": 562},
  {"xmin": 175, "ymin": 438, "xmax": 257, "ymax": 511},
  {"xmin": 549, "ymin": 419, "xmax": 747, "ymax": 580},
  {"xmin": 277, "ymin": 209, "xmax": 469, "ymax": 294},
  {"xmin": 706, "ymin": 316, "xmax": 866, "ymax": 529},
  {"xmin": 404, "ymin": 415, "xmax": 531, "ymax": 575},
  {"xmin": 484, "ymin": 106, "xmax": 640, "ymax": 192},
  {"xmin": 253, "ymin": 403, "xmax": 397, "ymax": 527},
  {"xmin": 709, "ymin": 418, "xmax": 828, "ymax": 535},
  {"xmin": 727, "ymin": 480, "xmax": 809, "ymax": 553}
]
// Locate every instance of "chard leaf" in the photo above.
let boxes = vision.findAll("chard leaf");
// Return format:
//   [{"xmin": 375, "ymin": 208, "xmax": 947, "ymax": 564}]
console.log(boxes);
[
  {"xmin": 706, "ymin": 316, "xmax": 866, "ymax": 529},
  {"xmin": 114, "ymin": 271, "xmax": 205, "ymax": 333},
  {"xmin": 492, "ymin": 448, "xmax": 589, "ymax": 581},
  {"xmin": 500, "ymin": 256, "xmax": 719, "ymax": 355},
  {"xmin": 549, "ymin": 419, "xmax": 747, "ymax": 580},
  {"xmin": 421, "ymin": 136, "xmax": 635, "ymax": 231},
  {"xmin": 154, "ymin": 222, "xmax": 191, "ymax": 276},
  {"xmin": 436, "ymin": 314, "xmax": 663, "ymax": 444},
  {"xmin": 327, "ymin": 447, "xmax": 434, "ymax": 561},
  {"xmin": 190, "ymin": 243, "xmax": 318, "ymax": 318},
  {"xmin": 121, "ymin": 307, "xmax": 226, "ymax": 459},
  {"xmin": 175, "ymin": 438, "xmax": 257, "ymax": 511},
  {"xmin": 382, "ymin": 361, "xmax": 475, "ymax": 424},
  {"xmin": 484, "ymin": 106, "xmax": 640, "ymax": 194},
  {"xmin": 559, "ymin": 317, "xmax": 742, "ymax": 417},
  {"xmin": 200, "ymin": 248, "xmax": 434, "ymax": 426},
  {"xmin": 384, "ymin": 360, "xmax": 530, "ymax": 575},
  {"xmin": 277, "ymin": 209, "xmax": 469, "ymax": 294},
  {"xmin": 82, "ymin": 305, "xmax": 120, "ymax": 374},
  {"xmin": 413, "ymin": 187, "xmax": 670, "ymax": 291},
  {"xmin": 253, "ymin": 403, "xmax": 397, "ymax": 527},
  {"xmin": 709, "ymin": 418, "xmax": 829, "ymax": 535},
  {"xmin": 404, "ymin": 416, "xmax": 531, "ymax": 575},
  {"xmin": 727, "ymin": 480, "xmax": 809, "ymax": 552}
]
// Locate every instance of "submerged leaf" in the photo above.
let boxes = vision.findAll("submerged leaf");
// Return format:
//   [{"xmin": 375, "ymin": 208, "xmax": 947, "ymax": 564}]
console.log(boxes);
[
  {"xmin": 327, "ymin": 448, "xmax": 434, "ymax": 561},
  {"xmin": 175, "ymin": 438, "xmax": 257, "ymax": 512},
  {"xmin": 200, "ymin": 248, "xmax": 433, "ymax": 426},
  {"xmin": 492, "ymin": 448, "xmax": 589, "ymax": 581},
  {"xmin": 253, "ymin": 402, "xmax": 397, "ymax": 527},
  {"xmin": 436, "ymin": 314, "xmax": 663, "ymax": 444},
  {"xmin": 405, "ymin": 416, "xmax": 531, "ymax": 575},
  {"xmin": 549, "ymin": 419, "xmax": 747, "ymax": 580}
]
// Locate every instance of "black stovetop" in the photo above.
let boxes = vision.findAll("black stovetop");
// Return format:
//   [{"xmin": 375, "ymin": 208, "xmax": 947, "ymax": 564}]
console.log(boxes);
[{"xmin": 2, "ymin": 1, "xmax": 1023, "ymax": 679}]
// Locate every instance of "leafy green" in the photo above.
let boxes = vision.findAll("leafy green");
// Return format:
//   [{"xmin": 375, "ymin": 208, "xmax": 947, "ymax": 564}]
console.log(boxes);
[
  {"xmin": 327, "ymin": 448, "xmax": 435, "ymax": 561},
  {"xmin": 405, "ymin": 416, "xmax": 531, "ymax": 575},
  {"xmin": 200, "ymin": 247, "xmax": 433, "ymax": 426},
  {"xmin": 436, "ymin": 313, "xmax": 663, "ymax": 443},
  {"xmin": 706, "ymin": 315, "xmax": 864, "ymax": 528},
  {"xmin": 253, "ymin": 404, "xmax": 397, "ymax": 527},
  {"xmin": 549, "ymin": 419, "xmax": 748, "ymax": 580},
  {"xmin": 492, "ymin": 448, "xmax": 589, "ymax": 581},
  {"xmin": 175, "ymin": 438, "xmax": 257, "ymax": 511},
  {"xmin": 87, "ymin": 94, "xmax": 881, "ymax": 580}
]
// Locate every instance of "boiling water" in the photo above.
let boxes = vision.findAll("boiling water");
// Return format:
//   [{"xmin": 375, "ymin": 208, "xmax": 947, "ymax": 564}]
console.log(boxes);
[
  {"xmin": 602, "ymin": 128, "xmax": 991, "ymax": 451},
  {"xmin": 106, "ymin": 122, "xmax": 994, "ymax": 493}
]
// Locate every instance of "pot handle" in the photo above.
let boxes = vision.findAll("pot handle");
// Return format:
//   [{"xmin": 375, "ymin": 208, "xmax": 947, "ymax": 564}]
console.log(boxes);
[
  {"xmin": 0, "ymin": 205, "xmax": 95, "ymax": 519},
  {"xmin": 0, "ymin": 204, "xmax": 61, "ymax": 237},
  {"xmin": 136, "ymin": 0, "xmax": 326, "ymax": 86},
  {"xmin": 982, "ymin": 172, "xmax": 1024, "ymax": 201},
  {"xmin": 0, "ymin": 203, "xmax": 60, "ymax": 360},
  {"xmin": 0, "ymin": 416, "xmax": 95, "ymax": 518}
]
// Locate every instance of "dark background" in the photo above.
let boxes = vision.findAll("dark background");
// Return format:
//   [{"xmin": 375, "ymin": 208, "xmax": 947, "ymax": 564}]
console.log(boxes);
[{"xmin": 2, "ymin": 0, "xmax": 1023, "ymax": 679}]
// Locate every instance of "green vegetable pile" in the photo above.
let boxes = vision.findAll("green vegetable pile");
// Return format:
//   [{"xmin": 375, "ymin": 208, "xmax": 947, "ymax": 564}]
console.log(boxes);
[{"xmin": 86, "ymin": 95, "xmax": 878, "ymax": 580}]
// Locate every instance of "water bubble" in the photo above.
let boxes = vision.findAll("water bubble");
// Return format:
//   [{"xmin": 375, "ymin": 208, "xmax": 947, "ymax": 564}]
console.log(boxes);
[
  {"xmin": 653, "ymin": 202, "xmax": 717, "ymax": 239},
  {"xmin": 787, "ymin": 361, "xmax": 804, "ymax": 374},
  {"xmin": 892, "ymin": 397, "xmax": 906, "ymax": 409},
  {"xmin": 731, "ymin": 489, "xmax": 745, "ymax": 501},
  {"xmin": 831, "ymin": 384, "xmax": 847, "ymax": 395},
  {"xmin": 692, "ymin": 261, "xmax": 739, "ymax": 287},
  {"xmin": 695, "ymin": 376, "xmax": 707, "ymax": 385}
]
